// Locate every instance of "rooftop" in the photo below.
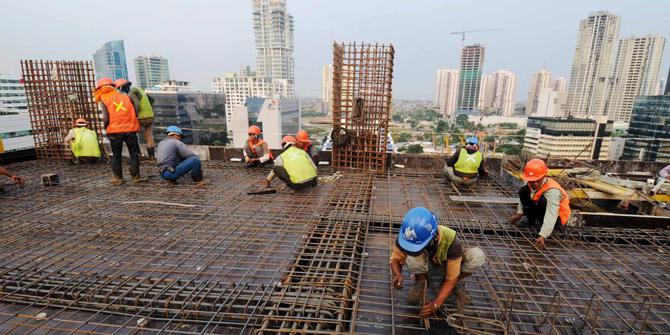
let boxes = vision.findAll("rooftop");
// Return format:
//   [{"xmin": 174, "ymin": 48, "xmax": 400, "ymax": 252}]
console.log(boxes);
[{"xmin": 0, "ymin": 159, "xmax": 668, "ymax": 334}]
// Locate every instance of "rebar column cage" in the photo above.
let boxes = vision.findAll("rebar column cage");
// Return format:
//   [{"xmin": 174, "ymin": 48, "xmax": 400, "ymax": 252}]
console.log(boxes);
[
  {"xmin": 20, "ymin": 60, "xmax": 103, "ymax": 160},
  {"xmin": 331, "ymin": 42, "xmax": 394, "ymax": 173}
]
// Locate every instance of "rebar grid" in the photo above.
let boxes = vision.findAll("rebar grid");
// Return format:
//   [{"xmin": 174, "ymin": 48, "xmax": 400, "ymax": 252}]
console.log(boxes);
[
  {"xmin": 20, "ymin": 60, "xmax": 103, "ymax": 160},
  {"xmin": 0, "ymin": 162, "xmax": 668, "ymax": 334},
  {"xmin": 331, "ymin": 42, "xmax": 394, "ymax": 173}
]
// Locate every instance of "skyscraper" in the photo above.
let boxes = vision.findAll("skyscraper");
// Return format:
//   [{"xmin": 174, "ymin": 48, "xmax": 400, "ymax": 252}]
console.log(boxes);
[
  {"xmin": 564, "ymin": 11, "xmax": 620, "ymax": 117},
  {"xmin": 605, "ymin": 35, "xmax": 665, "ymax": 122},
  {"xmin": 134, "ymin": 55, "xmax": 171, "ymax": 89},
  {"xmin": 551, "ymin": 77, "xmax": 567, "ymax": 92},
  {"xmin": 457, "ymin": 45, "xmax": 485, "ymax": 113},
  {"xmin": 479, "ymin": 70, "xmax": 517, "ymax": 116},
  {"xmin": 434, "ymin": 69, "xmax": 459, "ymax": 117},
  {"xmin": 526, "ymin": 69, "xmax": 551, "ymax": 115},
  {"xmin": 665, "ymin": 66, "xmax": 670, "ymax": 95},
  {"xmin": 322, "ymin": 64, "xmax": 333, "ymax": 104},
  {"xmin": 92, "ymin": 40, "xmax": 129, "ymax": 81},
  {"xmin": 0, "ymin": 74, "xmax": 32, "ymax": 153},
  {"xmin": 253, "ymin": 0, "xmax": 295, "ymax": 96}
]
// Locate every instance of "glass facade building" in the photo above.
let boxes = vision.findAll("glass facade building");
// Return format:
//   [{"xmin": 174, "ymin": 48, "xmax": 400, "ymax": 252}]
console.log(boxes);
[
  {"xmin": 622, "ymin": 95, "xmax": 670, "ymax": 162},
  {"xmin": 149, "ymin": 91, "xmax": 227, "ymax": 146},
  {"xmin": 93, "ymin": 40, "xmax": 129, "ymax": 81}
]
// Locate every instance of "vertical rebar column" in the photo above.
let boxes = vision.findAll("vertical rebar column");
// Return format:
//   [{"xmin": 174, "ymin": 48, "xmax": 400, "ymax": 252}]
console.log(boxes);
[
  {"xmin": 331, "ymin": 42, "xmax": 394, "ymax": 173},
  {"xmin": 20, "ymin": 60, "xmax": 102, "ymax": 160}
]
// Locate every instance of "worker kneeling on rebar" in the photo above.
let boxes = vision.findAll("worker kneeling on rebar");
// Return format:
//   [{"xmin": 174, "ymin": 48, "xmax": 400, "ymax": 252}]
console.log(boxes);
[
  {"xmin": 261, "ymin": 136, "xmax": 317, "ymax": 190},
  {"xmin": 64, "ymin": 118, "xmax": 101, "ymax": 164},
  {"xmin": 508, "ymin": 158, "xmax": 571, "ymax": 249},
  {"xmin": 390, "ymin": 207, "xmax": 486, "ymax": 317},
  {"xmin": 443, "ymin": 137, "xmax": 487, "ymax": 187},
  {"xmin": 156, "ymin": 126, "xmax": 206, "ymax": 186}
]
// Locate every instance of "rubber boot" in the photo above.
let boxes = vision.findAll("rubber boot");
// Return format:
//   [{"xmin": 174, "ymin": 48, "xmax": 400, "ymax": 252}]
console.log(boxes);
[{"xmin": 147, "ymin": 147, "xmax": 156, "ymax": 162}]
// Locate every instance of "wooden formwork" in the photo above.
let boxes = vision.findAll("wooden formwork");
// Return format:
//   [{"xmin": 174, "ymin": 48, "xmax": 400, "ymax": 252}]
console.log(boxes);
[
  {"xmin": 331, "ymin": 42, "xmax": 394, "ymax": 173},
  {"xmin": 20, "ymin": 60, "xmax": 103, "ymax": 160}
]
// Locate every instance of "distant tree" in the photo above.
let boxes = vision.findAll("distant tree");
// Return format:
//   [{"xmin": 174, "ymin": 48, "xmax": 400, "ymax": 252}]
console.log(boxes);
[
  {"xmin": 484, "ymin": 135, "xmax": 496, "ymax": 142},
  {"xmin": 395, "ymin": 132, "xmax": 412, "ymax": 143},
  {"xmin": 515, "ymin": 128, "xmax": 526, "ymax": 145},
  {"xmin": 435, "ymin": 120, "xmax": 448, "ymax": 133},
  {"xmin": 422, "ymin": 132, "xmax": 433, "ymax": 141},
  {"xmin": 406, "ymin": 144, "xmax": 424, "ymax": 154},
  {"xmin": 455, "ymin": 114, "xmax": 469, "ymax": 127},
  {"xmin": 498, "ymin": 144, "xmax": 521, "ymax": 155},
  {"xmin": 475, "ymin": 123, "xmax": 485, "ymax": 131},
  {"xmin": 392, "ymin": 114, "xmax": 402, "ymax": 122},
  {"xmin": 498, "ymin": 122, "xmax": 519, "ymax": 129}
]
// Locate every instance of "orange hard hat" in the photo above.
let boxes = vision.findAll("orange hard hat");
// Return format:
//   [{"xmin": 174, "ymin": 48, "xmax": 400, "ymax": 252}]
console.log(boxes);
[
  {"xmin": 75, "ymin": 118, "xmax": 87, "ymax": 126},
  {"xmin": 95, "ymin": 77, "xmax": 114, "ymax": 90},
  {"xmin": 248, "ymin": 125, "xmax": 262, "ymax": 135},
  {"xmin": 296, "ymin": 129, "xmax": 309, "ymax": 142},
  {"xmin": 282, "ymin": 135, "xmax": 297, "ymax": 145},
  {"xmin": 114, "ymin": 78, "xmax": 129, "ymax": 88},
  {"xmin": 523, "ymin": 158, "xmax": 548, "ymax": 181}
]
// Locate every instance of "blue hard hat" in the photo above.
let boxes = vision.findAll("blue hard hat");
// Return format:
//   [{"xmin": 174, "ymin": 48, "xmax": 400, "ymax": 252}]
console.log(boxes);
[
  {"xmin": 166, "ymin": 125, "xmax": 183, "ymax": 135},
  {"xmin": 466, "ymin": 137, "xmax": 478, "ymax": 145},
  {"xmin": 397, "ymin": 207, "xmax": 438, "ymax": 254}
]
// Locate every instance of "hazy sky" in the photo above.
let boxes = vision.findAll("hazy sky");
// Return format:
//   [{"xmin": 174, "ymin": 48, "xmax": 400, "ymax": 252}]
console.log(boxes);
[{"xmin": 1, "ymin": 0, "xmax": 669, "ymax": 100}]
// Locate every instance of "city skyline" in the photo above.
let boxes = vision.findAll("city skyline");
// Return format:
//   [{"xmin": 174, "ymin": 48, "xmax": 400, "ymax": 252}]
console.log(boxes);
[{"xmin": 1, "ymin": 1, "xmax": 670, "ymax": 100}]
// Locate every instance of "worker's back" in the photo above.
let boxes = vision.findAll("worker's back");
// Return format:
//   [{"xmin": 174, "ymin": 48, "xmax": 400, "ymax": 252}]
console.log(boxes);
[{"xmin": 280, "ymin": 146, "xmax": 317, "ymax": 184}]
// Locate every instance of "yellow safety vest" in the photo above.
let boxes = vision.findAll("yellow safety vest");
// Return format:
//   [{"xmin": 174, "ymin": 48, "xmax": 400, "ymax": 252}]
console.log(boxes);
[
  {"xmin": 281, "ymin": 146, "xmax": 317, "ymax": 184},
  {"xmin": 433, "ymin": 226, "xmax": 457, "ymax": 266},
  {"xmin": 70, "ymin": 127, "xmax": 101, "ymax": 158},
  {"xmin": 454, "ymin": 148, "xmax": 482, "ymax": 175},
  {"xmin": 132, "ymin": 87, "xmax": 154, "ymax": 119}
]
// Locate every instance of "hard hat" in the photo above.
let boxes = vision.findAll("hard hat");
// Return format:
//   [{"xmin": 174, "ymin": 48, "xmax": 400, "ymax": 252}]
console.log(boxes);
[
  {"xmin": 282, "ymin": 135, "xmax": 297, "ymax": 145},
  {"xmin": 466, "ymin": 137, "xmax": 479, "ymax": 145},
  {"xmin": 397, "ymin": 207, "xmax": 438, "ymax": 255},
  {"xmin": 114, "ymin": 79, "xmax": 130, "ymax": 88},
  {"xmin": 296, "ymin": 129, "xmax": 310, "ymax": 143},
  {"xmin": 166, "ymin": 125, "xmax": 183, "ymax": 136},
  {"xmin": 75, "ymin": 118, "xmax": 87, "ymax": 126},
  {"xmin": 95, "ymin": 77, "xmax": 114, "ymax": 90},
  {"xmin": 248, "ymin": 125, "xmax": 262, "ymax": 135},
  {"xmin": 523, "ymin": 158, "xmax": 548, "ymax": 182}
]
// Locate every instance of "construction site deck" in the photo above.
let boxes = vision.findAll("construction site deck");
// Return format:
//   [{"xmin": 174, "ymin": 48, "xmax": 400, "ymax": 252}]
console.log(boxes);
[{"xmin": 0, "ymin": 159, "xmax": 668, "ymax": 334}]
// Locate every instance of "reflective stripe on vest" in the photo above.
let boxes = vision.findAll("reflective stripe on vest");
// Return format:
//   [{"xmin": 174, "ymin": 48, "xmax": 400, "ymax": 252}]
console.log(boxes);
[
  {"xmin": 101, "ymin": 90, "xmax": 140, "ymax": 134},
  {"xmin": 454, "ymin": 148, "xmax": 482, "ymax": 175},
  {"xmin": 433, "ymin": 226, "xmax": 457, "ymax": 266},
  {"xmin": 133, "ymin": 87, "xmax": 154, "ymax": 119},
  {"xmin": 71, "ymin": 127, "xmax": 101, "ymax": 158},
  {"xmin": 532, "ymin": 178, "xmax": 571, "ymax": 225},
  {"xmin": 248, "ymin": 139, "xmax": 274, "ymax": 160},
  {"xmin": 280, "ymin": 146, "xmax": 317, "ymax": 184}
]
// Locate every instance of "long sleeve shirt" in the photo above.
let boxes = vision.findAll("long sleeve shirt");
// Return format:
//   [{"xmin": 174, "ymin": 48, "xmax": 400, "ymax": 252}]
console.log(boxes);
[
  {"xmin": 517, "ymin": 187, "xmax": 562, "ymax": 238},
  {"xmin": 659, "ymin": 164, "xmax": 670, "ymax": 178}
]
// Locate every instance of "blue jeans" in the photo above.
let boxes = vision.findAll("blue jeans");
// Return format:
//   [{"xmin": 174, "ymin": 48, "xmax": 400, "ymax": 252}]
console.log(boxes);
[{"xmin": 161, "ymin": 156, "xmax": 203, "ymax": 182}]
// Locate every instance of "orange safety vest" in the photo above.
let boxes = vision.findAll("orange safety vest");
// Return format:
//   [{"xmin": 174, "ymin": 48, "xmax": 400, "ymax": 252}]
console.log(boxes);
[
  {"xmin": 532, "ymin": 178, "xmax": 571, "ymax": 225},
  {"xmin": 248, "ymin": 139, "xmax": 274, "ymax": 160},
  {"xmin": 97, "ymin": 87, "xmax": 140, "ymax": 134}
]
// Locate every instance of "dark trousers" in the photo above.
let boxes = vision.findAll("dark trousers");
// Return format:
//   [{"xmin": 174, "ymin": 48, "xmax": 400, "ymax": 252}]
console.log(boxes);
[
  {"xmin": 109, "ymin": 132, "xmax": 140, "ymax": 179},
  {"xmin": 518, "ymin": 185, "xmax": 565, "ymax": 234},
  {"xmin": 273, "ymin": 165, "xmax": 317, "ymax": 190}
]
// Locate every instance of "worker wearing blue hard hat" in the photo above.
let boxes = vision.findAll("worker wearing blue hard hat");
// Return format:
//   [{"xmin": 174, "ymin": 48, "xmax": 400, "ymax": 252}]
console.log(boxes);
[
  {"xmin": 443, "ymin": 136, "xmax": 487, "ymax": 187},
  {"xmin": 155, "ymin": 126, "xmax": 206, "ymax": 186},
  {"xmin": 390, "ymin": 207, "xmax": 486, "ymax": 317}
]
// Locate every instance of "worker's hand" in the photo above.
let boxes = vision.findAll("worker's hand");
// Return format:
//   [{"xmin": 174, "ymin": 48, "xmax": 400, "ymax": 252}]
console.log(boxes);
[
  {"xmin": 260, "ymin": 179, "xmax": 270, "ymax": 187},
  {"xmin": 533, "ymin": 236, "xmax": 546, "ymax": 249},
  {"xmin": 11, "ymin": 175, "xmax": 25, "ymax": 188},
  {"xmin": 421, "ymin": 301, "xmax": 439, "ymax": 317},
  {"xmin": 508, "ymin": 213, "xmax": 524, "ymax": 225},
  {"xmin": 244, "ymin": 156, "xmax": 250, "ymax": 163},
  {"xmin": 392, "ymin": 274, "xmax": 404, "ymax": 289}
]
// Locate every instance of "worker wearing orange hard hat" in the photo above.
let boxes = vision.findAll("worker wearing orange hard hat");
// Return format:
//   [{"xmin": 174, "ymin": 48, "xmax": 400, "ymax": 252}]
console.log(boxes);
[
  {"xmin": 63, "ymin": 118, "xmax": 101, "ymax": 164},
  {"xmin": 508, "ymin": 158, "xmax": 571, "ymax": 249},
  {"xmin": 243, "ymin": 125, "xmax": 273, "ymax": 166},
  {"xmin": 295, "ymin": 129, "xmax": 319, "ymax": 160},
  {"xmin": 93, "ymin": 77, "xmax": 142, "ymax": 185},
  {"xmin": 260, "ymin": 135, "xmax": 317, "ymax": 190},
  {"xmin": 115, "ymin": 79, "xmax": 156, "ymax": 160}
]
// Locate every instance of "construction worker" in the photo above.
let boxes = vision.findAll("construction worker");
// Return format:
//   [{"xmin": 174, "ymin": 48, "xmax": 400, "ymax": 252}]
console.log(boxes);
[
  {"xmin": 261, "ymin": 136, "xmax": 317, "ymax": 190},
  {"xmin": 390, "ymin": 207, "xmax": 486, "ymax": 317},
  {"xmin": 443, "ymin": 137, "xmax": 486, "ymax": 186},
  {"xmin": 115, "ymin": 79, "xmax": 156, "ymax": 160},
  {"xmin": 156, "ymin": 126, "xmax": 205, "ymax": 186},
  {"xmin": 93, "ymin": 77, "xmax": 143, "ymax": 185},
  {"xmin": 296, "ymin": 129, "xmax": 315, "ymax": 156},
  {"xmin": 244, "ymin": 125, "xmax": 272, "ymax": 166},
  {"xmin": 508, "ymin": 158, "xmax": 571, "ymax": 249},
  {"xmin": 0, "ymin": 165, "xmax": 26, "ymax": 191},
  {"xmin": 63, "ymin": 118, "xmax": 101, "ymax": 164}
]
